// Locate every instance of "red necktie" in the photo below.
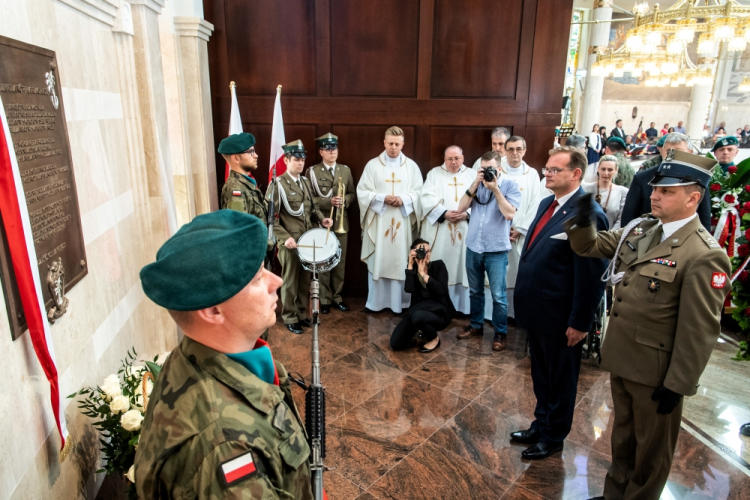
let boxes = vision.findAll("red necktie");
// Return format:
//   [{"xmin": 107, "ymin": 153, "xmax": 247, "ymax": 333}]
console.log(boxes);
[{"xmin": 526, "ymin": 200, "xmax": 558, "ymax": 248}]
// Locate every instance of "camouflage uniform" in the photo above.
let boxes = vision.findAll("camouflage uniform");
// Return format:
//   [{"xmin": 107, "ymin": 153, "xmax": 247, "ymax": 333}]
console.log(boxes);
[
  {"xmin": 135, "ymin": 336, "xmax": 313, "ymax": 500},
  {"xmin": 613, "ymin": 152, "xmax": 635, "ymax": 187},
  {"xmin": 638, "ymin": 154, "xmax": 662, "ymax": 172},
  {"xmin": 221, "ymin": 170, "xmax": 268, "ymax": 222}
]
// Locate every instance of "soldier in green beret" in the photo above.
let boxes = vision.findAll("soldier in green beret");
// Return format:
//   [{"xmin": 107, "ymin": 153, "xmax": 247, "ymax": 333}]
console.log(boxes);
[
  {"xmin": 604, "ymin": 136, "xmax": 635, "ymax": 187},
  {"xmin": 305, "ymin": 133, "xmax": 354, "ymax": 313},
  {"xmin": 135, "ymin": 210, "xmax": 313, "ymax": 500},
  {"xmin": 712, "ymin": 135, "xmax": 739, "ymax": 173},
  {"xmin": 268, "ymin": 140, "xmax": 332, "ymax": 333},
  {"xmin": 219, "ymin": 133, "xmax": 268, "ymax": 223}
]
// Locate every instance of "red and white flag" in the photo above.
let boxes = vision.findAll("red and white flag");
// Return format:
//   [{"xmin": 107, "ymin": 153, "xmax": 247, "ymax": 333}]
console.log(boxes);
[
  {"xmin": 269, "ymin": 86, "xmax": 286, "ymax": 182},
  {"xmin": 224, "ymin": 81, "xmax": 244, "ymax": 182},
  {"xmin": 0, "ymin": 95, "xmax": 67, "ymax": 452}
]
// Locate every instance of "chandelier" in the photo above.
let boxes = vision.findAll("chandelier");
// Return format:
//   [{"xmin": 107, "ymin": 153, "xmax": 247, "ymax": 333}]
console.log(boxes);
[{"xmin": 591, "ymin": 0, "xmax": 750, "ymax": 88}]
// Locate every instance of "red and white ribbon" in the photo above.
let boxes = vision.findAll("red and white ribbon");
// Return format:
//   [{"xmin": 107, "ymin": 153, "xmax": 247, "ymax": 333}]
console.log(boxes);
[
  {"xmin": 713, "ymin": 201, "xmax": 740, "ymax": 257},
  {"xmin": 0, "ymin": 95, "xmax": 67, "ymax": 452}
]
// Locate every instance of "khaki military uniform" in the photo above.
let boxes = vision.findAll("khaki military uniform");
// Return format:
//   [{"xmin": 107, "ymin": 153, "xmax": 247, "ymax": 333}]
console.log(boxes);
[
  {"xmin": 565, "ymin": 215, "xmax": 730, "ymax": 500},
  {"xmin": 221, "ymin": 170, "xmax": 268, "ymax": 222},
  {"xmin": 268, "ymin": 172, "xmax": 326, "ymax": 324},
  {"xmin": 306, "ymin": 162, "xmax": 355, "ymax": 305},
  {"xmin": 135, "ymin": 336, "xmax": 313, "ymax": 500},
  {"xmin": 613, "ymin": 152, "xmax": 635, "ymax": 187}
]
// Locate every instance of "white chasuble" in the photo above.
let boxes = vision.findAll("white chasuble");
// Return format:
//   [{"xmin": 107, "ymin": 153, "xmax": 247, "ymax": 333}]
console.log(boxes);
[
  {"xmin": 483, "ymin": 162, "xmax": 542, "ymax": 319},
  {"xmin": 420, "ymin": 164, "xmax": 475, "ymax": 314},
  {"xmin": 357, "ymin": 152, "xmax": 423, "ymax": 311}
]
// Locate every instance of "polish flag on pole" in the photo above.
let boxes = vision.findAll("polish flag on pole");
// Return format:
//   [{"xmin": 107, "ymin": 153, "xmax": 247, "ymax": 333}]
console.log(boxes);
[
  {"xmin": 269, "ymin": 85, "xmax": 286, "ymax": 182},
  {"xmin": 225, "ymin": 81, "xmax": 244, "ymax": 182},
  {"xmin": 0, "ymin": 95, "xmax": 67, "ymax": 456}
]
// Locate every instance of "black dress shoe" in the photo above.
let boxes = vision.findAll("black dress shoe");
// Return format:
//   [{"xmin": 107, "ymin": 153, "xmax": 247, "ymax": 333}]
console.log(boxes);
[
  {"xmin": 419, "ymin": 338, "xmax": 441, "ymax": 353},
  {"xmin": 332, "ymin": 301, "xmax": 350, "ymax": 311},
  {"xmin": 285, "ymin": 323, "xmax": 303, "ymax": 334},
  {"xmin": 321, "ymin": 304, "xmax": 331, "ymax": 314},
  {"xmin": 299, "ymin": 318, "xmax": 312, "ymax": 327},
  {"xmin": 740, "ymin": 423, "xmax": 750, "ymax": 436},
  {"xmin": 588, "ymin": 497, "xmax": 606, "ymax": 500},
  {"xmin": 521, "ymin": 441, "xmax": 563, "ymax": 460},
  {"xmin": 510, "ymin": 428, "xmax": 541, "ymax": 444}
]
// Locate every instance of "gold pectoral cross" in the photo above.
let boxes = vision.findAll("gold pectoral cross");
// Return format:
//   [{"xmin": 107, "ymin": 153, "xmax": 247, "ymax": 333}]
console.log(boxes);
[
  {"xmin": 449, "ymin": 176, "xmax": 464, "ymax": 202},
  {"xmin": 386, "ymin": 172, "xmax": 401, "ymax": 196}
]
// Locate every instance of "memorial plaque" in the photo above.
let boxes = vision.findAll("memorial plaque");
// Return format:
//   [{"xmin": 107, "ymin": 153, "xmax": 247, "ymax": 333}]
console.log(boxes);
[{"xmin": 0, "ymin": 35, "xmax": 87, "ymax": 340}]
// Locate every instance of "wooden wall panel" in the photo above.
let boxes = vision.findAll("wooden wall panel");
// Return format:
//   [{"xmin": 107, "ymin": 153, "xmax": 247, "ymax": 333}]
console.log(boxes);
[
  {"xmin": 205, "ymin": 0, "xmax": 574, "ymax": 296},
  {"xmin": 432, "ymin": 0, "xmax": 524, "ymax": 98},
  {"xmin": 330, "ymin": 0, "xmax": 420, "ymax": 97},
  {"xmin": 224, "ymin": 0, "xmax": 316, "ymax": 96},
  {"xmin": 428, "ymin": 126, "xmax": 512, "ymax": 169}
]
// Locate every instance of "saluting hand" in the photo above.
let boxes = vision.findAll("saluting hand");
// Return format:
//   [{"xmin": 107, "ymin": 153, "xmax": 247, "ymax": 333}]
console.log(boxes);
[{"xmin": 573, "ymin": 193, "xmax": 595, "ymax": 227}]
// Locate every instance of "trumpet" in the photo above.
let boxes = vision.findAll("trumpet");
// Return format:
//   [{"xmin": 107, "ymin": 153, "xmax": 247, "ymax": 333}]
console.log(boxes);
[{"xmin": 334, "ymin": 177, "xmax": 347, "ymax": 234}]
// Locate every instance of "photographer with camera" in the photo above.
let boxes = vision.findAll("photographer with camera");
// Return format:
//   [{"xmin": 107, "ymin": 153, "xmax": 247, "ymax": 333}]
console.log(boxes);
[
  {"xmin": 389, "ymin": 238, "xmax": 455, "ymax": 353},
  {"xmin": 457, "ymin": 151, "xmax": 521, "ymax": 351}
]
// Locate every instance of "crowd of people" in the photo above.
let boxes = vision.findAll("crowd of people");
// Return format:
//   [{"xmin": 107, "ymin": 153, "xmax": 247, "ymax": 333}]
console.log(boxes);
[{"xmin": 128, "ymin": 125, "xmax": 737, "ymax": 500}]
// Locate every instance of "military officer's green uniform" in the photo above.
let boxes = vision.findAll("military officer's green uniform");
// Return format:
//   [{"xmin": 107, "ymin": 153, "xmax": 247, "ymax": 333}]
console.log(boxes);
[
  {"xmin": 565, "ymin": 151, "xmax": 730, "ymax": 500},
  {"xmin": 135, "ymin": 211, "xmax": 313, "ymax": 500},
  {"xmin": 712, "ymin": 135, "xmax": 739, "ymax": 173},
  {"xmin": 305, "ymin": 134, "xmax": 355, "ymax": 310},
  {"xmin": 219, "ymin": 133, "xmax": 268, "ymax": 221},
  {"xmin": 268, "ymin": 140, "xmax": 326, "ymax": 328}
]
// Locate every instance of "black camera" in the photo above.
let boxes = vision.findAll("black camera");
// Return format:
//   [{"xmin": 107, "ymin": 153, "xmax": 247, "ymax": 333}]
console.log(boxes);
[
  {"xmin": 415, "ymin": 246, "xmax": 427, "ymax": 261},
  {"xmin": 482, "ymin": 166, "xmax": 497, "ymax": 182}
]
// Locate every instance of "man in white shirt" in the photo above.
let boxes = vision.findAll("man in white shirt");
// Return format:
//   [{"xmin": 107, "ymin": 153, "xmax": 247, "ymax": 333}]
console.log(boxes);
[{"xmin": 357, "ymin": 126, "xmax": 424, "ymax": 313}]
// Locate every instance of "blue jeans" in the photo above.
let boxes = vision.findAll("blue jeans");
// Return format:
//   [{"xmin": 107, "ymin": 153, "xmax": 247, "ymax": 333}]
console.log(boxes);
[{"xmin": 466, "ymin": 248, "xmax": 508, "ymax": 335}]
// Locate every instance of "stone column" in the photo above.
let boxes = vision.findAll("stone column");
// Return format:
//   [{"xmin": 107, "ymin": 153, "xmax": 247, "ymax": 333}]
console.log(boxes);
[
  {"xmin": 686, "ymin": 82, "xmax": 712, "ymax": 144},
  {"xmin": 173, "ymin": 17, "xmax": 217, "ymax": 214},
  {"xmin": 708, "ymin": 43, "xmax": 731, "ymax": 130},
  {"xmin": 579, "ymin": 2, "xmax": 613, "ymax": 136},
  {"xmin": 126, "ymin": 0, "xmax": 179, "ymax": 235}
]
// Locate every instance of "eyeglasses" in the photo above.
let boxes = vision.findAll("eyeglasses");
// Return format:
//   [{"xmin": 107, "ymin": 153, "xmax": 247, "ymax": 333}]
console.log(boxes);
[
  {"xmin": 506, "ymin": 147, "xmax": 525, "ymax": 153},
  {"xmin": 242, "ymin": 148, "xmax": 257, "ymax": 156},
  {"xmin": 445, "ymin": 156, "xmax": 463, "ymax": 162},
  {"xmin": 542, "ymin": 167, "xmax": 574, "ymax": 176}
]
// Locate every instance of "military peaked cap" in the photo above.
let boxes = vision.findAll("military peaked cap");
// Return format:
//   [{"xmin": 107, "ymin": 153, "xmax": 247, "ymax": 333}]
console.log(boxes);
[
  {"xmin": 218, "ymin": 133, "xmax": 256, "ymax": 155},
  {"xmin": 712, "ymin": 136, "xmax": 739, "ymax": 152},
  {"xmin": 649, "ymin": 150, "xmax": 717, "ymax": 190},
  {"xmin": 283, "ymin": 140, "xmax": 306, "ymax": 158},
  {"xmin": 316, "ymin": 133, "xmax": 338, "ymax": 147},
  {"xmin": 140, "ymin": 210, "xmax": 267, "ymax": 311}
]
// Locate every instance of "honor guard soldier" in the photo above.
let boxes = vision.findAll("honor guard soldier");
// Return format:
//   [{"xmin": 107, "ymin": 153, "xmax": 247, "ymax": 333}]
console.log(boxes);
[
  {"xmin": 135, "ymin": 210, "xmax": 313, "ymax": 500},
  {"xmin": 712, "ymin": 135, "xmax": 739, "ymax": 173},
  {"xmin": 564, "ymin": 150, "xmax": 731, "ymax": 500},
  {"xmin": 306, "ymin": 133, "xmax": 354, "ymax": 313},
  {"xmin": 268, "ymin": 140, "xmax": 332, "ymax": 333},
  {"xmin": 219, "ymin": 133, "xmax": 268, "ymax": 222}
]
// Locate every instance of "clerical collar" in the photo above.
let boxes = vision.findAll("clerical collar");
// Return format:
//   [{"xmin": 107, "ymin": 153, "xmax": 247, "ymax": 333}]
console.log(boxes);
[
  {"xmin": 442, "ymin": 164, "xmax": 465, "ymax": 173},
  {"xmin": 658, "ymin": 213, "xmax": 697, "ymax": 241},
  {"xmin": 504, "ymin": 162, "xmax": 525, "ymax": 174},
  {"xmin": 385, "ymin": 154, "xmax": 400, "ymax": 164}
]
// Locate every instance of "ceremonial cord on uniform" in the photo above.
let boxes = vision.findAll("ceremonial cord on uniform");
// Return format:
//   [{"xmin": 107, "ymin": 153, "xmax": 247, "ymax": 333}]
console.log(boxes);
[
  {"xmin": 309, "ymin": 168, "xmax": 334, "ymax": 198},
  {"xmin": 601, "ymin": 217, "xmax": 648, "ymax": 284},
  {"xmin": 277, "ymin": 180, "xmax": 306, "ymax": 217}
]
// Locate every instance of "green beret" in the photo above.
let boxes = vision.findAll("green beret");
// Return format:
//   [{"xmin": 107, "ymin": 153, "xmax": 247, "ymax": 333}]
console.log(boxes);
[
  {"xmin": 218, "ymin": 133, "xmax": 256, "ymax": 155},
  {"xmin": 316, "ymin": 133, "xmax": 338, "ymax": 147},
  {"xmin": 140, "ymin": 210, "xmax": 266, "ymax": 311},
  {"xmin": 712, "ymin": 136, "xmax": 739, "ymax": 152},
  {"xmin": 283, "ymin": 139, "xmax": 306, "ymax": 158},
  {"xmin": 656, "ymin": 135, "xmax": 667, "ymax": 147},
  {"xmin": 606, "ymin": 136, "xmax": 626, "ymax": 149}
]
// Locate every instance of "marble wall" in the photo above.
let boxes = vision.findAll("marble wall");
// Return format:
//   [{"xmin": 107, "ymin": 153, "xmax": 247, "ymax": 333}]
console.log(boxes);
[{"xmin": 0, "ymin": 0, "xmax": 216, "ymax": 498}]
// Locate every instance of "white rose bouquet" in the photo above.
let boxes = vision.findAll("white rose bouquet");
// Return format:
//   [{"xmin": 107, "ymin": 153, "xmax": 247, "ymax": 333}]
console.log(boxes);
[{"xmin": 68, "ymin": 348, "xmax": 164, "ymax": 500}]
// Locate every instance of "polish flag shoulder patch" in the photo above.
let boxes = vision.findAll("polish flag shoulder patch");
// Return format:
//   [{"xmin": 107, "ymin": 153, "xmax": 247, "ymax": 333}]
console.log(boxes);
[
  {"xmin": 712, "ymin": 272, "xmax": 727, "ymax": 289},
  {"xmin": 220, "ymin": 450, "xmax": 257, "ymax": 485},
  {"xmin": 232, "ymin": 190, "xmax": 242, "ymax": 196}
]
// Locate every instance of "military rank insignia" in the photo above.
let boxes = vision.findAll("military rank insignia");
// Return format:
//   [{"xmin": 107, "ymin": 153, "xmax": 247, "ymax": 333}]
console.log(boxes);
[
  {"xmin": 649, "ymin": 258, "xmax": 676, "ymax": 267},
  {"xmin": 648, "ymin": 279, "xmax": 660, "ymax": 292},
  {"xmin": 220, "ymin": 450, "xmax": 257, "ymax": 485},
  {"xmin": 712, "ymin": 272, "xmax": 727, "ymax": 289},
  {"xmin": 633, "ymin": 227, "xmax": 643, "ymax": 235},
  {"xmin": 232, "ymin": 190, "xmax": 242, "ymax": 196}
]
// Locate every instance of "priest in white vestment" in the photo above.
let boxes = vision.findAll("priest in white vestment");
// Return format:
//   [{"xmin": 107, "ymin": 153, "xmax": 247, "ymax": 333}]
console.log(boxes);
[
  {"xmin": 357, "ymin": 126, "xmax": 424, "ymax": 313},
  {"xmin": 472, "ymin": 127, "xmax": 510, "ymax": 171},
  {"xmin": 484, "ymin": 136, "xmax": 542, "ymax": 319},
  {"xmin": 420, "ymin": 146, "xmax": 475, "ymax": 314}
]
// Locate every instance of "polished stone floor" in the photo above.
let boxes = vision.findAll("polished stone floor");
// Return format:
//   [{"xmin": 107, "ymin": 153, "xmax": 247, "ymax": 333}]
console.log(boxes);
[{"xmin": 267, "ymin": 298, "xmax": 750, "ymax": 500}]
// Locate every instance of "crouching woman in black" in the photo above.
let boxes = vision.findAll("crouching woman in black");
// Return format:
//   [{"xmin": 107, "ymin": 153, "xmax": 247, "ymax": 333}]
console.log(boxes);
[{"xmin": 390, "ymin": 238, "xmax": 456, "ymax": 353}]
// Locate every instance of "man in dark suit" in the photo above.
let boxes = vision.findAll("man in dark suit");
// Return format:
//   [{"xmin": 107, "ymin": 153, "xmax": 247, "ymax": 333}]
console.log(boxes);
[
  {"xmin": 621, "ymin": 133, "xmax": 711, "ymax": 231},
  {"xmin": 611, "ymin": 120, "xmax": 626, "ymax": 140},
  {"xmin": 512, "ymin": 146, "xmax": 609, "ymax": 460}
]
